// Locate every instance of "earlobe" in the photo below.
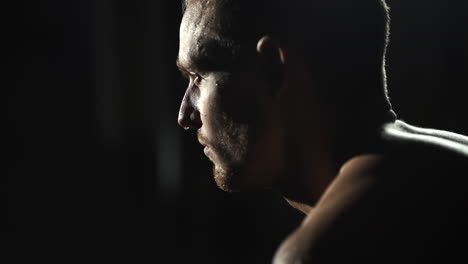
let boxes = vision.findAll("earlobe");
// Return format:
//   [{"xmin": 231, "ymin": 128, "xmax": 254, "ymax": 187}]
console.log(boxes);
[{"xmin": 278, "ymin": 47, "xmax": 286, "ymax": 64}]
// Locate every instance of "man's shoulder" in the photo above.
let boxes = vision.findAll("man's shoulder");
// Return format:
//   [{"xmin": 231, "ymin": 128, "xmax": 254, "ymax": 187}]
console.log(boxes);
[
  {"xmin": 275, "ymin": 178, "xmax": 468, "ymax": 263},
  {"xmin": 274, "ymin": 132, "xmax": 468, "ymax": 264},
  {"xmin": 382, "ymin": 120, "xmax": 468, "ymax": 158},
  {"xmin": 380, "ymin": 120, "xmax": 468, "ymax": 189},
  {"xmin": 273, "ymin": 156, "xmax": 390, "ymax": 263}
]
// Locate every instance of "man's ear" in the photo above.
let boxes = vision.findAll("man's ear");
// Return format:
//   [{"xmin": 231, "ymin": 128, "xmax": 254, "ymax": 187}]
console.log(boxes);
[
  {"xmin": 256, "ymin": 36, "xmax": 286, "ymax": 95},
  {"xmin": 256, "ymin": 36, "xmax": 286, "ymax": 64}
]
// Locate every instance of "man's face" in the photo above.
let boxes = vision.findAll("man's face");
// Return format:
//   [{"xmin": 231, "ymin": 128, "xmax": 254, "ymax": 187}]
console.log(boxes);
[{"xmin": 177, "ymin": 3, "xmax": 277, "ymax": 191}]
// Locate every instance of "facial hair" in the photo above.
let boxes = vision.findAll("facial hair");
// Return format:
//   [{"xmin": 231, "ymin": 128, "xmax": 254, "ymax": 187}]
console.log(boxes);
[{"xmin": 206, "ymin": 110, "xmax": 251, "ymax": 192}]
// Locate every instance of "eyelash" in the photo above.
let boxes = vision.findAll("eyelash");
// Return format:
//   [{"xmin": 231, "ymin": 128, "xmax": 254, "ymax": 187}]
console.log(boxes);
[{"xmin": 189, "ymin": 72, "xmax": 204, "ymax": 87}]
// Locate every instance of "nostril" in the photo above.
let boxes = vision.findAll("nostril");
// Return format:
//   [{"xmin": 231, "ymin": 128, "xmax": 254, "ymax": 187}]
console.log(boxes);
[
  {"xmin": 178, "ymin": 104, "xmax": 202, "ymax": 130},
  {"xmin": 190, "ymin": 111, "xmax": 202, "ymax": 129}
]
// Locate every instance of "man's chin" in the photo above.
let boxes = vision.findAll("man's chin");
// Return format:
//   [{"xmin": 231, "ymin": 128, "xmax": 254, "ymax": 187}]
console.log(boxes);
[{"xmin": 213, "ymin": 165, "xmax": 244, "ymax": 193}]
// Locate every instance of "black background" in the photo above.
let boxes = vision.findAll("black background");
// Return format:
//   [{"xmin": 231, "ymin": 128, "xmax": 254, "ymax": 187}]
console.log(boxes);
[{"xmin": 6, "ymin": 0, "xmax": 467, "ymax": 263}]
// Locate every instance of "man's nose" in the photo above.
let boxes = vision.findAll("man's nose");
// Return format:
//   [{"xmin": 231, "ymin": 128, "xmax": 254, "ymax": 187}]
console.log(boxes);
[{"xmin": 178, "ymin": 89, "xmax": 202, "ymax": 130}]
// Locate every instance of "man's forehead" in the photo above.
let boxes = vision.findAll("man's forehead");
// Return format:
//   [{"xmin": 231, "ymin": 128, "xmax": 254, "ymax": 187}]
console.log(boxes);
[
  {"xmin": 178, "ymin": 3, "xmax": 237, "ymax": 71},
  {"xmin": 177, "ymin": 36, "xmax": 238, "ymax": 73},
  {"xmin": 178, "ymin": 27, "xmax": 223, "ymax": 71},
  {"xmin": 180, "ymin": 1, "xmax": 224, "ymax": 40}
]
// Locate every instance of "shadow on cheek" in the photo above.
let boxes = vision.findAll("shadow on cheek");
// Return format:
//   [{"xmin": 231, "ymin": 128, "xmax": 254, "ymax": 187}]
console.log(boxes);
[{"xmin": 217, "ymin": 76, "xmax": 257, "ymax": 124}]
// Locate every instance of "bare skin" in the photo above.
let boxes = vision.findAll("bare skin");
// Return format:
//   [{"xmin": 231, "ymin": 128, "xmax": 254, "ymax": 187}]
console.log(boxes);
[
  {"xmin": 178, "ymin": 2, "xmax": 468, "ymax": 263},
  {"xmin": 274, "ymin": 122, "xmax": 468, "ymax": 263}
]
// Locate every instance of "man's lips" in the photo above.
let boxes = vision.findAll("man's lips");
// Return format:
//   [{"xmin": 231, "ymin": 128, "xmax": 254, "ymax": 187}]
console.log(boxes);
[
  {"xmin": 203, "ymin": 146, "xmax": 211, "ymax": 156},
  {"xmin": 197, "ymin": 134, "xmax": 213, "ymax": 156},
  {"xmin": 197, "ymin": 134, "xmax": 209, "ymax": 147}
]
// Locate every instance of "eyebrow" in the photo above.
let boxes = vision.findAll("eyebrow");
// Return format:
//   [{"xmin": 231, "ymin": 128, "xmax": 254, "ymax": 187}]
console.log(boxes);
[
  {"xmin": 176, "ymin": 53, "xmax": 221, "ymax": 74},
  {"xmin": 176, "ymin": 56, "xmax": 209, "ymax": 79},
  {"xmin": 176, "ymin": 57, "xmax": 191, "ymax": 77}
]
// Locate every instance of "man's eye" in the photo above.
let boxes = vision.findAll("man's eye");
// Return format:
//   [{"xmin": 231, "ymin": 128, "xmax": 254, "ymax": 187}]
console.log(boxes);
[
  {"xmin": 194, "ymin": 75, "xmax": 203, "ymax": 86},
  {"xmin": 190, "ymin": 72, "xmax": 204, "ymax": 87}
]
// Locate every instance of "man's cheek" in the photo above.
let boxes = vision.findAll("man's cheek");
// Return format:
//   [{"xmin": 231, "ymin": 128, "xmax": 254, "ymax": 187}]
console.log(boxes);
[{"xmin": 217, "ymin": 79, "xmax": 257, "ymax": 124}]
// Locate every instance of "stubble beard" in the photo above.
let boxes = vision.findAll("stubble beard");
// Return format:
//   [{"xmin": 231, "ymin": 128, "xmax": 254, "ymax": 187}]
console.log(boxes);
[{"xmin": 211, "ymin": 111, "xmax": 250, "ymax": 192}]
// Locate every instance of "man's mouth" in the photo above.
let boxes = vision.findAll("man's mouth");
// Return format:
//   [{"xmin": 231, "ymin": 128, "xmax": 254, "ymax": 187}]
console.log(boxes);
[
  {"xmin": 197, "ymin": 133, "xmax": 214, "ymax": 157},
  {"xmin": 198, "ymin": 134, "xmax": 209, "ymax": 147},
  {"xmin": 204, "ymin": 146, "xmax": 211, "ymax": 156}
]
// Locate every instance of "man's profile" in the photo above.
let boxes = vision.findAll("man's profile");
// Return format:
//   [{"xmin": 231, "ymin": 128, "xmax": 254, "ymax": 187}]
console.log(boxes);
[{"xmin": 176, "ymin": 0, "xmax": 468, "ymax": 262}]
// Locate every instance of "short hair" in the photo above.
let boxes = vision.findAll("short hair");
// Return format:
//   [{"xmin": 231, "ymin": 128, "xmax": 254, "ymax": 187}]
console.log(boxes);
[{"xmin": 182, "ymin": 0, "xmax": 394, "ymax": 122}]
